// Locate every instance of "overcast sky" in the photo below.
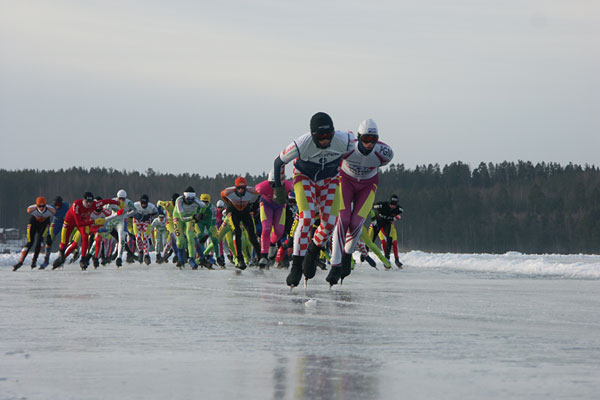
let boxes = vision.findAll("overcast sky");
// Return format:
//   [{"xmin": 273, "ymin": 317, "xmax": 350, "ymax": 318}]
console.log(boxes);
[{"xmin": 1, "ymin": 0, "xmax": 598, "ymax": 177}]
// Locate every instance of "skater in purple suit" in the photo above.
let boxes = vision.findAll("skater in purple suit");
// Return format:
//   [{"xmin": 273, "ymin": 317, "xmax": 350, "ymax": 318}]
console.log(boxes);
[{"xmin": 326, "ymin": 119, "xmax": 394, "ymax": 286}]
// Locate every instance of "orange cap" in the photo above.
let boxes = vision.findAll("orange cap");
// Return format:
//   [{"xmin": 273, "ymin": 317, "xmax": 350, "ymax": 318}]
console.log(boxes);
[
  {"xmin": 36, "ymin": 196, "xmax": 47, "ymax": 206},
  {"xmin": 235, "ymin": 177, "xmax": 247, "ymax": 187}
]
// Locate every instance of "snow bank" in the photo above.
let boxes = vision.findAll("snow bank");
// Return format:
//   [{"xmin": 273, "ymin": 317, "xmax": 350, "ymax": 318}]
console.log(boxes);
[
  {"xmin": 2, "ymin": 250, "xmax": 599, "ymax": 278},
  {"xmin": 402, "ymin": 250, "xmax": 600, "ymax": 279}
]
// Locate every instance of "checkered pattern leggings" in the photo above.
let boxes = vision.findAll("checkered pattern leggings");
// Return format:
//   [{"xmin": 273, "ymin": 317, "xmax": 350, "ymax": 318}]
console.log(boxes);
[
  {"xmin": 292, "ymin": 173, "xmax": 341, "ymax": 256},
  {"xmin": 135, "ymin": 220, "xmax": 151, "ymax": 256}
]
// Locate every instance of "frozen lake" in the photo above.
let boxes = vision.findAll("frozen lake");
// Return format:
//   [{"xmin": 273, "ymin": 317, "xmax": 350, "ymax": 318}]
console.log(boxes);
[{"xmin": 1, "ymin": 252, "xmax": 599, "ymax": 399}]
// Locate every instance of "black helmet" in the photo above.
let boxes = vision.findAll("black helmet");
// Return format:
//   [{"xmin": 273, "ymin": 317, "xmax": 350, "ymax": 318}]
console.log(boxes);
[
  {"xmin": 95, "ymin": 196, "xmax": 103, "ymax": 211},
  {"xmin": 183, "ymin": 187, "xmax": 195, "ymax": 204},
  {"xmin": 140, "ymin": 194, "xmax": 149, "ymax": 207},
  {"xmin": 389, "ymin": 194, "xmax": 399, "ymax": 206},
  {"xmin": 310, "ymin": 112, "xmax": 334, "ymax": 148},
  {"xmin": 83, "ymin": 192, "xmax": 94, "ymax": 202},
  {"xmin": 54, "ymin": 196, "xmax": 63, "ymax": 206}
]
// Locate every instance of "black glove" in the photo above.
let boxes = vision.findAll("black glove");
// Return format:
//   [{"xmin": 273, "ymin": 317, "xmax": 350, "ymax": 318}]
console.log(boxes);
[{"xmin": 273, "ymin": 186, "xmax": 287, "ymax": 205}]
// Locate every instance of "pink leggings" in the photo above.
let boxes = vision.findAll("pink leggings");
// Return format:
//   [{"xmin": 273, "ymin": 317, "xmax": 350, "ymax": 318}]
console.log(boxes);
[
  {"xmin": 330, "ymin": 174, "xmax": 378, "ymax": 266},
  {"xmin": 260, "ymin": 202, "xmax": 286, "ymax": 254}
]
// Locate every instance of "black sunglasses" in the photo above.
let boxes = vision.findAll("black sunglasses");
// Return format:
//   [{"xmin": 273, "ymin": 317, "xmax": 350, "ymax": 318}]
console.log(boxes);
[{"xmin": 314, "ymin": 131, "xmax": 334, "ymax": 140}]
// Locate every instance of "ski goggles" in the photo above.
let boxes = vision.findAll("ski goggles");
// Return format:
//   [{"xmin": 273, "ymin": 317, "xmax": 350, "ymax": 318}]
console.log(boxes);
[
  {"xmin": 360, "ymin": 134, "xmax": 378, "ymax": 144},
  {"xmin": 313, "ymin": 131, "xmax": 334, "ymax": 141}
]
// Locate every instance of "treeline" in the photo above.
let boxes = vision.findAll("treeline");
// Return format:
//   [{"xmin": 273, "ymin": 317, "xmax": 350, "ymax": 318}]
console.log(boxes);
[
  {"xmin": 0, "ymin": 166, "xmax": 265, "ymax": 233},
  {"xmin": 378, "ymin": 161, "xmax": 600, "ymax": 253},
  {"xmin": 1, "ymin": 161, "xmax": 600, "ymax": 254}
]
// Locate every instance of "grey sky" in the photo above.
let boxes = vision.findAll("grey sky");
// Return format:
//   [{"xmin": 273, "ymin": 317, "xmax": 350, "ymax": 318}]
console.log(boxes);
[{"xmin": 1, "ymin": 0, "xmax": 598, "ymax": 176}]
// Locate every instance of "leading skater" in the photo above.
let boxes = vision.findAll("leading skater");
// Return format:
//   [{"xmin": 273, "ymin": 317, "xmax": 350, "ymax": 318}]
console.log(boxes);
[{"xmin": 272, "ymin": 112, "xmax": 354, "ymax": 288}]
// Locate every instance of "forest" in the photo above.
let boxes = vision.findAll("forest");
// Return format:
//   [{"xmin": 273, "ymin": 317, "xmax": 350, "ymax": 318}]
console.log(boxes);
[{"xmin": 1, "ymin": 161, "xmax": 599, "ymax": 254}]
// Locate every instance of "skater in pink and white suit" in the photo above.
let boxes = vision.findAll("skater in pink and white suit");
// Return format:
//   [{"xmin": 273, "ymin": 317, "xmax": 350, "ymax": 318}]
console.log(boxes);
[{"xmin": 326, "ymin": 119, "xmax": 394, "ymax": 287}]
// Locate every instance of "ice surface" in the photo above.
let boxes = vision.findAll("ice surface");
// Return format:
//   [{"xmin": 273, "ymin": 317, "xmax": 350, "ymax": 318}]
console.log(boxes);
[{"xmin": 1, "ymin": 253, "xmax": 599, "ymax": 399}]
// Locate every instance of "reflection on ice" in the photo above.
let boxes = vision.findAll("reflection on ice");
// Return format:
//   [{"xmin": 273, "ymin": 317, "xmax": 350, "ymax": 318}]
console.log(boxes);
[{"xmin": 278, "ymin": 354, "xmax": 380, "ymax": 400}]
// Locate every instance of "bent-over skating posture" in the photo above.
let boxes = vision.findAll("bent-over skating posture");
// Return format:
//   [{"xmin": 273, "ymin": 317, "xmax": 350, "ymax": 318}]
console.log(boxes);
[
  {"xmin": 272, "ymin": 112, "xmax": 354, "ymax": 288},
  {"xmin": 221, "ymin": 177, "xmax": 261, "ymax": 270},
  {"xmin": 326, "ymin": 119, "xmax": 394, "ymax": 286},
  {"xmin": 13, "ymin": 197, "xmax": 56, "ymax": 271},
  {"xmin": 255, "ymin": 170, "xmax": 294, "ymax": 268},
  {"xmin": 53, "ymin": 192, "xmax": 118, "ymax": 270},
  {"xmin": 173, "ymin": 187, "xmax": 206, "ymax": 269},
  {"xmin": 370, "ymin": 194, "xmax": 404, "ymax": 268}
]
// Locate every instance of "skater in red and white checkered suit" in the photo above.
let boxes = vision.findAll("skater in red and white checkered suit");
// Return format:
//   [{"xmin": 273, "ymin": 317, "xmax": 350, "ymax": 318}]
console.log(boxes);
[{"xmin": 272, "ymin": 112, "xmax": 354, "ymax": 288}]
